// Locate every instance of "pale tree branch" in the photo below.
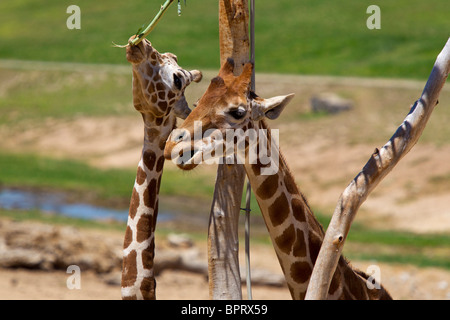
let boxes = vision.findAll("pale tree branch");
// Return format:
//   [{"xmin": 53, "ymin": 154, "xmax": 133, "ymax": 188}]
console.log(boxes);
[
  {"xmin": 208, "ymin": 0, "xmax": 249, "ymax": 300},
  {"xmin": 208, "ymin": 164, "xmax": 245, "ymax": 299},
  {"xmin": 305, "ymin": 37, "xmax": 450, "ymax": 300}
]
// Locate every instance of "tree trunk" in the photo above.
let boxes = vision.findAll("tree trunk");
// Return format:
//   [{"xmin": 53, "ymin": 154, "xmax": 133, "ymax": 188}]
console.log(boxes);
[{"xmin": 207, "ymin": 0, "xmax": 249, "ymax": 300}]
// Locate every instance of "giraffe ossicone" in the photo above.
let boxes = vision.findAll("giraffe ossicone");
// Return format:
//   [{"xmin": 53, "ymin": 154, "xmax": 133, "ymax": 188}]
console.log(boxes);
[
  {"xmin": 121, "ymin": 36, "xmax": 202, "ymax": 300},
  {"xmin": 164, "ymin": 58, "xmax": 392, "ymax": 300}
]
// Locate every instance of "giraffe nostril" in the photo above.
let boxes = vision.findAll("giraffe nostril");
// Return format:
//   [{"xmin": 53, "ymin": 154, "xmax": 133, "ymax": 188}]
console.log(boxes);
[{"xmin": 173, "ymin": 130, "xmax": 187, "ymax": 143}]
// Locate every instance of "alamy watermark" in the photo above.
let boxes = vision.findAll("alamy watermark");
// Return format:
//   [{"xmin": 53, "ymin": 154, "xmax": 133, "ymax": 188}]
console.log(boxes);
[
  {"xmin": 366, "ymin": 5, "xmax": 381, "ymax": 30},
  {"xmin": 365, "ymin": 264, "xmax": 382, "ymax": 290},
  {"xmin": 66, "ymin": 5, "xmax": 81, "ymax": 30},
  {"xmin": 66, "ymin": 265, "xmax": 81, "ymax": 290},
  {"xmin": 169, "ymin": 121, "xmax": 280, "ymax": 175}
]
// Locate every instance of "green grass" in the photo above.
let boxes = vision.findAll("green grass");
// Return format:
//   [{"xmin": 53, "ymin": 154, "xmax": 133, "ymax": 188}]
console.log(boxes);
[
  {"xmin": 0, "ymin": 152, "xmax": 135, "ymax": 201},
  {"xmin": 0, "ymin": 68, "xmax": 134, "ymax": 125},
  {"xmin": 313, "ymin": 210, "xmax": 450, "ymax": 249},
  {"xmin": 0, "ymin": 208, "xmax": 126, "ymax": 231},
  {"xmin": 0, "ymin": 0, "xmax": 449, "ymax": 78},
  {"xmin": 0, "ymin": 152, "xmax": 215, "ymax": 205},
  {"xmin": 297, "ymin": 210, "xmax": 450, "ymax": 270},
  {"xmin": 348, "ymin": 252, "xmax": 450, "ymax": 270},
  {"xmin": 348, "ymin": 226, "xmax": 450, "ymax": 248}
]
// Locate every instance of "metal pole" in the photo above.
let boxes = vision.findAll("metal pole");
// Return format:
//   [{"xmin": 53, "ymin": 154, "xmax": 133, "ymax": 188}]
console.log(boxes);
[
  {"xmin": 244, "ymin": 0, "xmax": 255, "ymax": 301},
  {"xmin": 250, "ymin": 0, "xmax": 256, "ymax": 90}
]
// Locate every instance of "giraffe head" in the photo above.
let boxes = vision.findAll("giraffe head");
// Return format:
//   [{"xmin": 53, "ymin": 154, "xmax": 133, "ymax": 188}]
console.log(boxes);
[
  {"xmin": 126, "ymin": 36, "xmax": 202, "ymax": 119},
  {"xmin": 164, "ymin": 58, "xmax": 294, "ymax": 170}
]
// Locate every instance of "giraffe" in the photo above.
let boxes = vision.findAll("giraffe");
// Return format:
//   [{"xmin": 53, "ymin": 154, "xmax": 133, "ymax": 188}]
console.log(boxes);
[
  {"xmin": 121, "ymin": 36, "xmax": 202, "ymax": 300},
  {"xmin": 164, "ymin": 58, "xmax": 392, "ymax": 300}
]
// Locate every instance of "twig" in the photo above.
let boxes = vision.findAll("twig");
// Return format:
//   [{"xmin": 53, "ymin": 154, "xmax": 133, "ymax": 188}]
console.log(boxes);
[
  {"xmin": 112, "ymin": 0, "xmax": 176, "ymax": 48},
  {"xmin": 305, "ymin": 37, "xmax": 450, "ymax": 300},
  {"xmin": 129, "ymin": 0, "xmax": 175, "ymax": 46}
]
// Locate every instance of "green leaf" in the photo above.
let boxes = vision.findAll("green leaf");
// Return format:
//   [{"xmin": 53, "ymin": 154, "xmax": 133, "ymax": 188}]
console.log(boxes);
[{"xmin": 135, "ymin": 23, "xmax": 146, "ymax": 37}]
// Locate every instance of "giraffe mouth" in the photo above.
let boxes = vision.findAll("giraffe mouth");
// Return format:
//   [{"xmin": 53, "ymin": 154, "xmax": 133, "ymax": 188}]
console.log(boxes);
[
  {"xmin": 173, "ymin": 147, "xmax": 202, "ymax": 171},
  {"xmin": 126, "ymin": 37, "xmax": 149, "ymax": 63},
  {"xmin": 164, "ymin": 127, "xmax": 226, "ymax": 170}
]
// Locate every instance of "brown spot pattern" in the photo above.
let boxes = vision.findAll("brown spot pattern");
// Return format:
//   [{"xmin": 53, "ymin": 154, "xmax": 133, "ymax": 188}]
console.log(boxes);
[
  {"xmin": 129, "ymin": 188, "xmax": 140, "ymax": 219},
  {"xmin": 157, "ymin": 92, "xmax": 165, "ymax": 101},
  {"xmin": 149, "ymin": 81, "xmax": 156, "ymax": 94},
  {"xmin": 141, "ymin": 238, "xmax": 155, "ymax": 270},
  {"xmin": 283, "ymin": 173, "xmax": 298, "ymax": 195},
  {"xmin": 156, "ymin": 82, "xmax": 164, "ymax": 91},
  {"xmin": 147, "ymin": 127, "xmax": 160, "ymax": 139},
  {"xmin": 143, "ymin": 179, "xmax": 157, "ymax": 208},
  {"xmin": 343, "ymin": 265, "xmax": 367, "ymax": 299},
  {"xmin": 268, "ymin": 193, "xmax": 290, "ymax": 227},
  {"xmin": 308, "ymin": 231, "xmax": 323, "ymax": 264},
  {"xmin": 145, "ymin": 64, "xmax": 153, "ymax": 77},
  {"xmin": 290, "ymin": 261, "xmax": 312, "ymax": 284},
  {"xmin": 274, "ymin": 225, "xmax": 307, "ymax": 258},
  {"xmin": 158, "ymin": 101, "xmax": 168, "ymax": 110},
  {"xmin": 140, "ymin": 278, "xmax": 156, "ymax": 300},
  {"xmin": 291, "ymin": 198, "xmax": 306, "ymax": 222},
  {"xmin": 292, "ymin": 228, "xmax": 307, "ymax": 257},
  {"xmin": 136, "ymin": 213, "xmax": 153, "ymax": 243},
  {"xmin": 328, "ymin": 268, "xmax": 341, "ymax": 295},
  {"xmin": 143, "ymin": 150, "xmax": 157, "ymax": 171},
  {"xmin": 121, "ymin": 250, "xmax": 137, "ymax": 287},
  {"xmin": 274, "ymin": 225, "xmax": 295, "ymax": 255},
  {"xmin": 136, "ymin": 166, "xmax": 147, "ymax": 185},
  {"xmin": 156, "ymin": 156, "xmax": 165, "ymax": 173},
  {"xmin": 255, "ymin": 174, "xmax": 279, "ymax": 200},
  {"xmin": 123, "ymin": 226, "xmax": 133, "ymax": 249}
]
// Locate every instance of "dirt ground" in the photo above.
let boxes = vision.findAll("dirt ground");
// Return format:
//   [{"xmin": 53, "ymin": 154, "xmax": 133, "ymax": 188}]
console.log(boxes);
[
  {"xmin": 1, "ymin": 71, "xmax": 450, "ymax": 299},
  {"xmin": 0, "ymin": 223, "xmax": 450, "ymax": 300},
  {"xmin": 1, "ymin": 228, "xmax": 450, "ymax": 300}
]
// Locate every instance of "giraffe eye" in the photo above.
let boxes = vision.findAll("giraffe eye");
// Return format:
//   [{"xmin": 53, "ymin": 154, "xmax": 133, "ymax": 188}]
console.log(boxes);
[
  {"xmin": 229, "ymin": 106, "xmax": 247, "ymax": 120},
  {"xmin": 173, "ymin": 74, "xmax": 182, "ymax": 90}
]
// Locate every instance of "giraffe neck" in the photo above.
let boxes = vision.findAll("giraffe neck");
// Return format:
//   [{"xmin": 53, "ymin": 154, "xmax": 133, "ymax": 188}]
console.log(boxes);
[
  {"xmin": 121, "ymin": 112, "xmax": 176, "ymax": 300},
  {"xmin": 243, "ymin": 120, "xmax": 389, "ymax": 300},
  {"xmin": 242, "ymin": 123, "xmax": 323, "ymax": 299}
]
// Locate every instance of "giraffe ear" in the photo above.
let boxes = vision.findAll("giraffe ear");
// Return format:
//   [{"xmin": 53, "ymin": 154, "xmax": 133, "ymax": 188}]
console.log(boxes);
[
  {"xmin": 251, "ymin": 93, "xmax": 295, "ymax": 120},
  {"xmin": 219, "ymin": 58, "xmax": 235, "ymax": 78},
  {"xmin": 235, "ymin": 62, "xmax": 253, "ymax": 93},
  {"xmin": 189, "ymin": 70, "xmax": 203, "ymax": 83},
  {"xmin": 172, "ymin": 95, "xmax": 191, "ymax": 119}
]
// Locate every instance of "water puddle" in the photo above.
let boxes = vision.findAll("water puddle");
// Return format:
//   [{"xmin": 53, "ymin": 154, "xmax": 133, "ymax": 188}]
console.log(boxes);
[{"xmin": 0, "ymin": 188, "xmax": 173, "ymax": 222}]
